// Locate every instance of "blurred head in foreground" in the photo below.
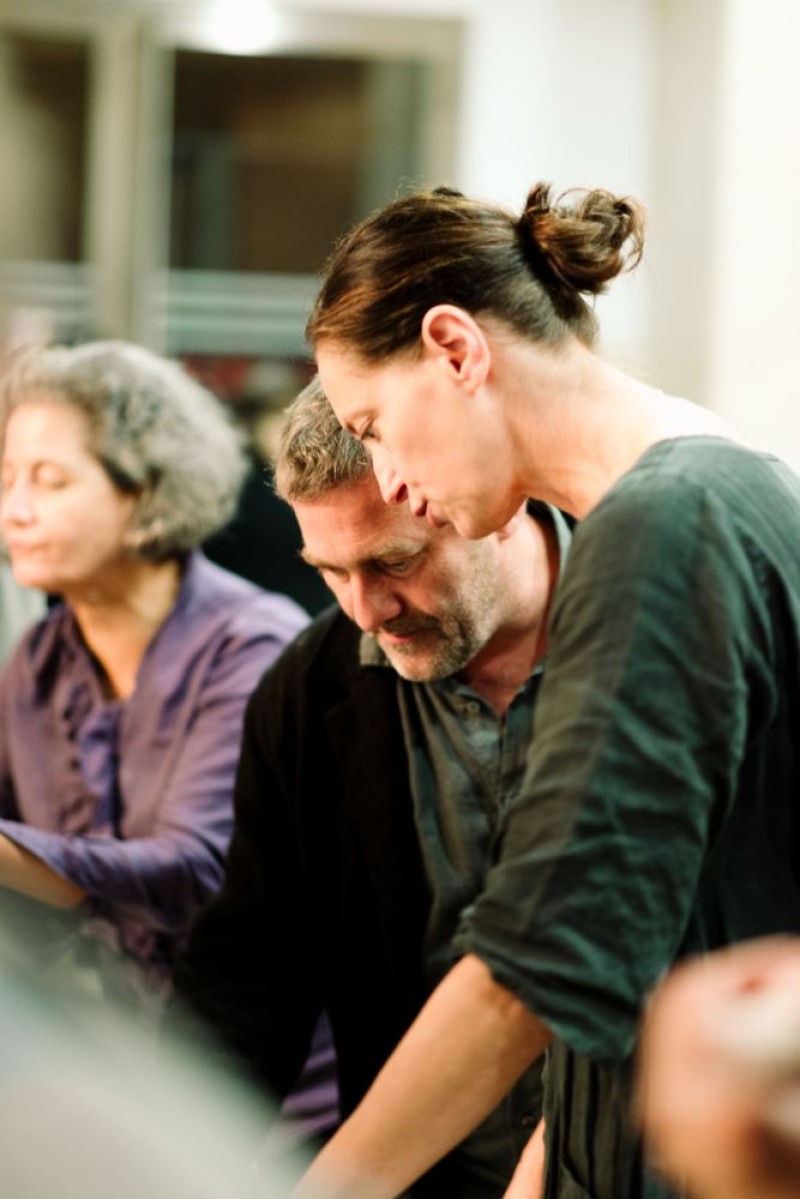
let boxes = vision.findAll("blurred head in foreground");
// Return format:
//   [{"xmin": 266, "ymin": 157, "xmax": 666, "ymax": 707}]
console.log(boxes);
[{"xmin": 638, "ymin": 937, "xmax": 800, "ymax": 1199}]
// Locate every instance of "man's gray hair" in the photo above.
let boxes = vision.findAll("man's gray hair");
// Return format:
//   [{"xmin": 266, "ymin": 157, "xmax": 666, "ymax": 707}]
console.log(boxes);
[
  {"xmin": 0, "ymin": 339, "xmax": 247, "ymax": 561},
  {"xmin": 273, "ymin": 373, "xmax": 371, "ymax": 501}
]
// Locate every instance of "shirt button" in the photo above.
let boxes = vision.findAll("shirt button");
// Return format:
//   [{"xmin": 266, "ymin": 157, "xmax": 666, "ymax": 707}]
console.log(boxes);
[{"xmin": 518, "ymin": 1112, "xmax": 538, "ymax": 1129}]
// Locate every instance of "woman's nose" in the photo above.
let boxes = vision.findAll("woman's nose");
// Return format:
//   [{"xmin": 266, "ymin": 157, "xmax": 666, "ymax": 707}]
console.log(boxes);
[
  {"xmin": 1, "ymin": 478, "xmax": 35, "ymax": 525},
  {"xmin": 370, "ymin": 448, "xmax": 408, "ymax": 506}
]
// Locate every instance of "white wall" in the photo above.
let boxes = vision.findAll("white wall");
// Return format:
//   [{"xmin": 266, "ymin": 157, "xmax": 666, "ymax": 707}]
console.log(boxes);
[
  {"xmin": 646, "ymin": 0, "xmax": 728, "ymax": 405},
  {"xmin": 646, "ymin": 0, "xmax": 800, "ymax": 470},
  {"xmin": 705, "ymin": 0, "xmax": 800, "ymax": 468}
]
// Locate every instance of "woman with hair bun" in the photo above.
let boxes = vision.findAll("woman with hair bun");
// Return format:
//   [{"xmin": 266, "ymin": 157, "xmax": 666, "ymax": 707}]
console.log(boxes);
[
  {"xmin": 297, "ymin": 183, "xmax": 800, "ymax": 1199},
  {"xmin": 0, "ymin": 340, "xmax": 307, "ymax": 1020}
]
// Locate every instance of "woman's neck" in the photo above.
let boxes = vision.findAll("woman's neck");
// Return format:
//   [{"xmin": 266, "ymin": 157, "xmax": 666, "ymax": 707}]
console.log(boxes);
[
  {"xmin": 505, "ymin": 340, "xmax": 736, "ymax": 519},
  {"xmin": 68, "ymin": 557, "xmax": 183, "ymax": 700}
]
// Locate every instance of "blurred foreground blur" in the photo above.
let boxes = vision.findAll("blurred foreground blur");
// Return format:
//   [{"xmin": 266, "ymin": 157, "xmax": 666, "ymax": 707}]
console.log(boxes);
[{"xmin": 0, "ymin": 919, "xmax": 307, "ymax": 1199}]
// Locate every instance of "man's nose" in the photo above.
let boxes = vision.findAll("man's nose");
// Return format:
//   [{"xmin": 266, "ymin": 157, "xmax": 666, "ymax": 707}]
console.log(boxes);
[{"xmin": 348, "ymin": 574, "xmax": 402, "ymax": 633}]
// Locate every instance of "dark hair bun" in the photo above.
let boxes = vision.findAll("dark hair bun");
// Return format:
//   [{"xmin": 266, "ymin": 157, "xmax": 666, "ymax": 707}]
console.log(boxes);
[{"xmin": 517, "ymin": 182, "xmax": 645, "ymax": 295}]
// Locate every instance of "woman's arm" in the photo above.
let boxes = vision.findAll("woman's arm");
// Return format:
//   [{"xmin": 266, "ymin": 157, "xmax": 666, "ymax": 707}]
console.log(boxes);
[
  {"xmin": 503, "ymin": 1119, "xmax": 546, "ymax": 1199},
  {"xmin": 295, "ymin": 954, "xmax": 552, "ymax": 1199}
]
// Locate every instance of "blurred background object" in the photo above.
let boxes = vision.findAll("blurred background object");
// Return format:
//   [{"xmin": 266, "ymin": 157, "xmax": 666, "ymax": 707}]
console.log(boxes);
[
  {"xmin": 198, "ymin": 353, "xmax": 334, "ymax": 612},
  {"xmin": 0, "ymin": 561, "xmax": 45, "ymax": 665},
  {"xmin": 0, "ymin": 0, "xmax": 461, "ymax": 610}
]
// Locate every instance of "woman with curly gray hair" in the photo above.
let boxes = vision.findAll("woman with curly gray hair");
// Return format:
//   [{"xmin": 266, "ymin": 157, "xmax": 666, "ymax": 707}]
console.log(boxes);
[{"xmin": 0, "ymin": 340, "xmax": 307, "ymax": 1018}]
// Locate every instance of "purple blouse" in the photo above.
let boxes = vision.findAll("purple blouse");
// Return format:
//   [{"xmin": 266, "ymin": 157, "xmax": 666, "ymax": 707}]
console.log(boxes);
[{"xmin": 0, "ymin": 552, "xmax": 307, "ymax": 976}]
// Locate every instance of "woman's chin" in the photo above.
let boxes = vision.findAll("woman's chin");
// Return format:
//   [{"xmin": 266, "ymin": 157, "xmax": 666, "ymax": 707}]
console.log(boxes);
[
  {"xmin": 9, "ymin": 565, "xmax": 54, "ymax": 593},
  {"xmin": 456, "ymin": 510, "xmax": 507, "ymax": 541}
]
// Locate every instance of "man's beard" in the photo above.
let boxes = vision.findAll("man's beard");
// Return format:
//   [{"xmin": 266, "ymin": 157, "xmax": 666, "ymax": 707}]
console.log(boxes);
[{"xmin": 376, "ymin": 608, "xmax": 490, "ymax": 683}]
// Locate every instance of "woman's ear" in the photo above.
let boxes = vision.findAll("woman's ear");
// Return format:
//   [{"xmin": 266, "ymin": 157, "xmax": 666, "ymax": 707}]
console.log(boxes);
[
  {"xmin": 121, "ymin": 496, "xmax": 161, "ymax": 556},
  {"xmin": 420, "ymin": 305, "xmax": 491, "ymax": 393}
]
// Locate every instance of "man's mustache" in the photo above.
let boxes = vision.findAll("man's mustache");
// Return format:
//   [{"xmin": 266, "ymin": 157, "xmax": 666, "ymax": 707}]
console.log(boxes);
[{"xmin": 374, "ymin": 617, "xmax": 441, "ymax": 638}]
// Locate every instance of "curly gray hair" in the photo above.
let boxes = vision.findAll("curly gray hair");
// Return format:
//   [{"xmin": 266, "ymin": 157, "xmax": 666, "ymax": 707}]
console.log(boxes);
[
  {"xmin": 273, "ymin": 373, "xmax": 370, "ymax": 502},
  {"xmin": 0, "ymin": 340, "xmax": 247, "ymax": 560}
]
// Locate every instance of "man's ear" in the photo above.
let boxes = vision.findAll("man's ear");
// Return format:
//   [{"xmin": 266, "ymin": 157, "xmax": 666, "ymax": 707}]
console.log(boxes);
[{"xmin": 420, "ymin": 304, "xmax": 491, "ymax": 393}]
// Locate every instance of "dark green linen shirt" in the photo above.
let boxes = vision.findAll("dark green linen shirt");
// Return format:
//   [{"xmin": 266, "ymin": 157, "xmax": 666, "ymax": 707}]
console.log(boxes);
[{"xmin": 457, "ymin": 436, "xmax": 800, "ymax": 1198}]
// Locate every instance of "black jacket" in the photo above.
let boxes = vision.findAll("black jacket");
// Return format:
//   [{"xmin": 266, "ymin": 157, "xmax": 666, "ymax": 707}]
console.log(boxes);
[{"xmin": 173, "ymin": 606, "xmax": 432, "ymax": 1116}]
